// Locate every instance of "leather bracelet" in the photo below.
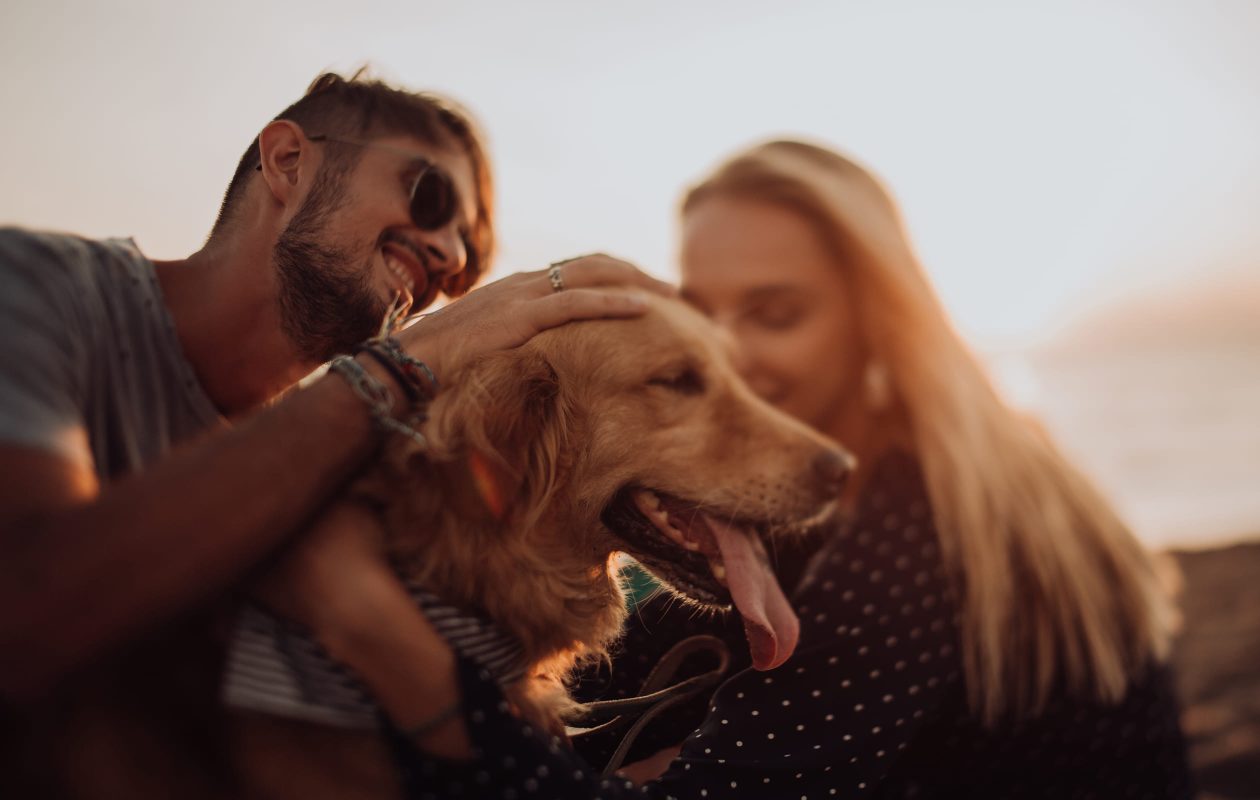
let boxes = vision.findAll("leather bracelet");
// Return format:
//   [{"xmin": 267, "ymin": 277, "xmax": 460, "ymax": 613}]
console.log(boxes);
[
  {"xmin": 328, "ymin": 356, "xmax": 426, "ymax": 446},
  {"xmin": 352, "ymin": 345, "xmax": 421, "ymax": 406},
  {"xmin": 379, "ymin": 337, "xmax": 440, "ymax": 400},
  {"xmin": 352, "ymin": 338, "xmax": 439, "ymax": 405}
]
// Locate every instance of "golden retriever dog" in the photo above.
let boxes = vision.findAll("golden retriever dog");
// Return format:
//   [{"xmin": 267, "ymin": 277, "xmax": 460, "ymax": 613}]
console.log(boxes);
[
  {"xmin": 388, "ymin": 290, "xmax": 850, "ymax": 716},
  {"xmin": 229, "ymin": 290, "xmax": 852, "ymax": 799}
]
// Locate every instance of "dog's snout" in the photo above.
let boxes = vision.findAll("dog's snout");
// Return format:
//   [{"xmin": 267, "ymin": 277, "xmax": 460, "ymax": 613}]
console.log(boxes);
[{"xmin": 812, "ymin": 447, "xmax": 855, "ymax": 497}]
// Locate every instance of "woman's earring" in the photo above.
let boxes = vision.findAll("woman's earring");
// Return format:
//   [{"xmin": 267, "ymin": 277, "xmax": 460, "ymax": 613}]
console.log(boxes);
[{"xmin": 863, "ymin": 360, "xmax": 891, "ymax": 412}]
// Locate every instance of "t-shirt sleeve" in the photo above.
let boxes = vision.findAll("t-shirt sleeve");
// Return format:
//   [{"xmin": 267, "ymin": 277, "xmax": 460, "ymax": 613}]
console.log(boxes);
[{"xmin": 0, "ymin": 229, "xmax": 91, "ymax": 465}]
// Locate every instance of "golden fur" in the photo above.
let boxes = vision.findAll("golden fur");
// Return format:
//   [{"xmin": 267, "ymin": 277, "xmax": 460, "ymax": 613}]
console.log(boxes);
[{"xmin": 380, "ymin": 290, "xmax": 843, "ymax": 729}]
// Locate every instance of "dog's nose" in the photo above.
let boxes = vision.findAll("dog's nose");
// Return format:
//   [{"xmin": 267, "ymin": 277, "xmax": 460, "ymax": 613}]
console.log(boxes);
[{"xmin": 812, "ymin": 447, "xmax": 855, "ymax": 496}]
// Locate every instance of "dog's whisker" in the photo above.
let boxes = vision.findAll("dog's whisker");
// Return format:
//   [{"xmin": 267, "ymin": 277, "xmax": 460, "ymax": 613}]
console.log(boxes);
[
  {"xmin": 656, "ymin": 590, "xmax": 684, "ymax": 623},
  {"xmin": 636, "ymin": 585, "xmax": 670, "ymax": 625}
]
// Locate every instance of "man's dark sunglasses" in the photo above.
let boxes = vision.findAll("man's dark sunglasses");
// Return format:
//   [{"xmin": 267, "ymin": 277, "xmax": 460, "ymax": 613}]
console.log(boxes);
[
  {"xmin": 307, "ymin": 134, "xmax": 459, "ymax": 231},
  {"xmin": 255, "ymin": 133, "xmax": 461, "ymax": 232}
]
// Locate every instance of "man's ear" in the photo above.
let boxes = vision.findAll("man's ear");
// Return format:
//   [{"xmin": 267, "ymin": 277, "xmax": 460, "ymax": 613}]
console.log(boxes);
[{"xmin": 256, "ymin": 120, "xmax": 311, "ymax": 207}]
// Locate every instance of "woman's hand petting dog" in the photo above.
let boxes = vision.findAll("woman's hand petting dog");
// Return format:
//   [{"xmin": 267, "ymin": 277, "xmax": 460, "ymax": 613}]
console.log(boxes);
[
  {"xmin": 252, "ymin": 500, "xmax": 474, "ymax": 760},
  {"xmin": 398, "ymin": 254, "xmax": 676, "ymax": 383}
]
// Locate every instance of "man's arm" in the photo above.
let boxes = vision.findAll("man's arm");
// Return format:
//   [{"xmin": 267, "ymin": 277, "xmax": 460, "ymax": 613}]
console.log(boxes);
[
  {"xmin": 0, "ymin": 254, "xmax": 672, "ymax": 703},
  {"xmin": 0, "ymin": 366, "xmax": 379, "ymax": 701}
]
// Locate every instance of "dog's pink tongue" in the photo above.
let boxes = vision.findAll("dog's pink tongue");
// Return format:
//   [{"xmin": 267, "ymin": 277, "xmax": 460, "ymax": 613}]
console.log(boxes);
[{"xmin": 704, "ymin": 516, "xmax": 800, "ymax": 670}]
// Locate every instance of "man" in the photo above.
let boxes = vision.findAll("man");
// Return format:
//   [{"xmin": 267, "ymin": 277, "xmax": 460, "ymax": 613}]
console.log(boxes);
[{"xmin": 0, "ymin": 72, "xmax": 665, "ymax": 793}]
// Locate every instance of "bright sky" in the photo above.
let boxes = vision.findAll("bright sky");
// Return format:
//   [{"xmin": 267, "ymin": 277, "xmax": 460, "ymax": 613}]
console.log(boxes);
[{"xmin": 2, "ymin": 0, "xmax": 1257, "ymax": 347}]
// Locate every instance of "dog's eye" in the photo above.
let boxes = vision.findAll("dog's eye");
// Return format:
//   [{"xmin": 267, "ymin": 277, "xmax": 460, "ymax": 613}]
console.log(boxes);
[{"xmin": 648, "ymin": 367, "xmax": 705, "ymax": 396}]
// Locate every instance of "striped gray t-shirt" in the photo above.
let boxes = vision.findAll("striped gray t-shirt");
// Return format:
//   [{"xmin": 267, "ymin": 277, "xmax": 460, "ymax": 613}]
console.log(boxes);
[
  {"xmin": 0, "ymin": 228, "xmax": 221, "ymax": 477},
  {"xmin": 222, "ymin": 582, "xmax": 526, "ymax": 729}
]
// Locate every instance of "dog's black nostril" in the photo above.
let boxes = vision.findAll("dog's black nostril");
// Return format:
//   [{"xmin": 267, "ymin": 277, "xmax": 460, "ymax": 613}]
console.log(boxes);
[{"xmin": 812, "ymin": 448, "xmax": 854, "ymax": 496}]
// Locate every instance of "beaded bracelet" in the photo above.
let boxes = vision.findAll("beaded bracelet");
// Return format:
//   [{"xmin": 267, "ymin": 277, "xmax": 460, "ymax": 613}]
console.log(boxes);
[
  {"xmin": 378, "ymin": 336, "xmax": 440, "ymax": 399},
  {"xmin": 352, "ymin": 337, "xmax": 440, "ymax": 406},
  {"xmin": 328, "ymin": 356, "xmax": 427, "ymax": 446},
  {"xmin": 353, "ymin": 344, "xmax": 422, "ymax": 407}
]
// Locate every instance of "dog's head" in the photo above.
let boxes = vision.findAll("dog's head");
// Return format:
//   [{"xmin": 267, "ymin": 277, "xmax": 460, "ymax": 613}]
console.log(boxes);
[{"xmin": 389, "ymin": 291, "xmax": 851, "ymax": 674}]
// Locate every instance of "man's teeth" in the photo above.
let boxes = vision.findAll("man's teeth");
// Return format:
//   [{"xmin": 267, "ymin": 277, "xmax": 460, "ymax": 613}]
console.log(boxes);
[{"xmin": 385, "ymin": 254, "xmax": 416, "ymax": 293}]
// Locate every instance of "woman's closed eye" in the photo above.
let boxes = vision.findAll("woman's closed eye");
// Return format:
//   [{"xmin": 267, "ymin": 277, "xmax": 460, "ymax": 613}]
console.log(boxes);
[{"xmin": 746, "ymin": 300, "xmax": 805, "ymax": 331}]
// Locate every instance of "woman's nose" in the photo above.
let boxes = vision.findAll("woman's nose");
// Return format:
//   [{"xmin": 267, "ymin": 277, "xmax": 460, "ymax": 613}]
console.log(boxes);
[{"xmin": 714, "ymin": 325, "xmax": 777, "ymax": 400}]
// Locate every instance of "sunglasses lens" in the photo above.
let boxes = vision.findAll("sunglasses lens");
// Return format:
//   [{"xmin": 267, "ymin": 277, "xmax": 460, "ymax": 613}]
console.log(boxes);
[{"xmin": 410, "ymin": 168, "xmax": 456, "ymax": 230}]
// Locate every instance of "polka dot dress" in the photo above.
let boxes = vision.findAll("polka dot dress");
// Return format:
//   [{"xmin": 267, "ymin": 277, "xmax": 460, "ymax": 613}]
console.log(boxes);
[{"xmin": 389, "ymin": 451, "xmax": 1194, "ymax": 798}]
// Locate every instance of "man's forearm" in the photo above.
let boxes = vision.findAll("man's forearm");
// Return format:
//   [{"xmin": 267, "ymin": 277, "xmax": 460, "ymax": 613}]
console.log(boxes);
[{"xmin": 0, "ymin": 367, "xmax": 384, "ymax": 700}]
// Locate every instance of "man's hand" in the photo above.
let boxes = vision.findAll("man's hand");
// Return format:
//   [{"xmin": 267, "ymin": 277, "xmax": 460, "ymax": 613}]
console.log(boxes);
[{"xmin": 398, "ymin": 254, "xmax": 675, "ymax": 381}]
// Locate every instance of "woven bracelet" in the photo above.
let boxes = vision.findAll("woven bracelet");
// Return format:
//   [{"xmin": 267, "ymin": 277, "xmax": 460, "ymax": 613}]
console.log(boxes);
[
  {"xmin": 353, "ymin": 338, "xmax": 439, "ymax": 405},
  {"xmin": 328, "ymin": 356, "xmax": 427, "ymax": 447},
  {"xmin": 378, "ymin": 337, "xmax": 440, "ymax": 399},
  {"xmin": 352, "ymin": 345, "xmax": 422, "ymax": 407}
]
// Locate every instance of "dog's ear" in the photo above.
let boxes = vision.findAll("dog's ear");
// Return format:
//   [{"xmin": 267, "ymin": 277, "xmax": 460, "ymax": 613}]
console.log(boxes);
[{"xmin": 424, "ymin": 347, "xmax": 567, "ymax": 525}]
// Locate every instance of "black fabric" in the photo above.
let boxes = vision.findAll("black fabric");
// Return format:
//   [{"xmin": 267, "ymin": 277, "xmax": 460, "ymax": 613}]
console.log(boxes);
[{"xmin": 393, "ymin": 451, "xmax": 1195, "ymax": 799}]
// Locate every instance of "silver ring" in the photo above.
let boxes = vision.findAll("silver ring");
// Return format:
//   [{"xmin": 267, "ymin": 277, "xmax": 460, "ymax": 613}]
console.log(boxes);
[{"xmin": 547, "ymin": 263, "xmax": 566, "ymax": 293}]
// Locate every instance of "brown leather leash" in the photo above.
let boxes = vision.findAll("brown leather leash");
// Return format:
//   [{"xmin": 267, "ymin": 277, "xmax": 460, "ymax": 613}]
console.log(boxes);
[{"xmin": 566, "ymin": 635, "xmax": 731, "ymax": 777}]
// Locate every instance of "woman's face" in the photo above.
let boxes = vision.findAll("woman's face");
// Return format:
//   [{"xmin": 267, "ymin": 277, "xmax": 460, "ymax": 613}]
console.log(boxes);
[{"xmin": 680, "ymin": 196, "xmax": 867, "ymax": 440}]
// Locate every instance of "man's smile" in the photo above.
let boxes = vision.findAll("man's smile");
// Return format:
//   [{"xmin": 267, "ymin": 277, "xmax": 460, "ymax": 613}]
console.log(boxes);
[{"xmin": 381, "ymin": 236, "xmax": 429, "ymax": 315}]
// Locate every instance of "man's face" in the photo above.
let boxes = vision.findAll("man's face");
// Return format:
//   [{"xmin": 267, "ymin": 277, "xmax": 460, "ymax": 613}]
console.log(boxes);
[{"xmin": 273, "ymin": 132, "xmax": 479, "ymax": 363}]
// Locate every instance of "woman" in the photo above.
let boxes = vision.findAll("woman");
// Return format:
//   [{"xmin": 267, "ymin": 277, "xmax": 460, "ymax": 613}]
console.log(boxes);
[{"xmin": 386, "ymin": 141, "xmax": 1195, "ymax": 798}]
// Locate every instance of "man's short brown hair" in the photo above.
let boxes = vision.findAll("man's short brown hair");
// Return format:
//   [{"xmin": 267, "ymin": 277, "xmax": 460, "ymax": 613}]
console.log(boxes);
[{"xmin": 213, "ymin": 70, "xmax": 494, "ymax": 297}]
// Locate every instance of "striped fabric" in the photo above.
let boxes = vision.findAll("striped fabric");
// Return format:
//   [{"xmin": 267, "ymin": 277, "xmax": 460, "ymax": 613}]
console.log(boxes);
[{"xmin": 221, "ymin": 582, "xmax": 526, "ymax": 729}]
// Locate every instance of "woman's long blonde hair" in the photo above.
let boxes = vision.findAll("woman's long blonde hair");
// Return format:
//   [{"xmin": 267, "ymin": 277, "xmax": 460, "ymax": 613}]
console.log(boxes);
[{"xmin": 683, "ymin": 140, "xmax": 1176, "ymax": 724}]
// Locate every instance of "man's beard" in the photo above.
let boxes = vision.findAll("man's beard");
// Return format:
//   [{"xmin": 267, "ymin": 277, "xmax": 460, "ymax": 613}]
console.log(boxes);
[{"xmin": 273, "ymin": 166, "xmax": 388, "ymax": 363}]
